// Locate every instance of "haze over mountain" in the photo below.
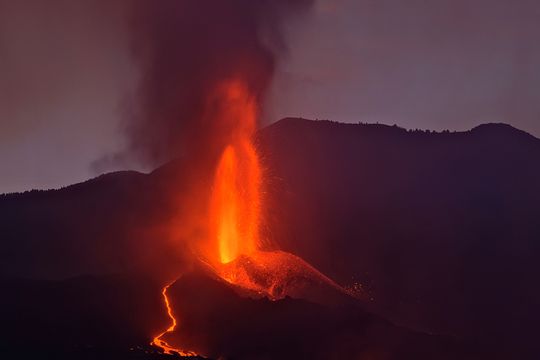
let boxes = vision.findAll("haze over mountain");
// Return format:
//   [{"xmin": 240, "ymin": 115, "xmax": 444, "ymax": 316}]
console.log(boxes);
[{"xmin": 1, "ymin": 118, "xmax": 539, "ymax": 358}]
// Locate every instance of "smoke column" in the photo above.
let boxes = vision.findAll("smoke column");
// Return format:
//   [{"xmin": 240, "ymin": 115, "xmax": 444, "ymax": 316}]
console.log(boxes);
[
  {"xmin": 131, "ymin": 2, "xmax": 314, "ymax": 355},
  {"xmin": 126, "ymin": 0, "xmax": 313, "ymax": 166}
]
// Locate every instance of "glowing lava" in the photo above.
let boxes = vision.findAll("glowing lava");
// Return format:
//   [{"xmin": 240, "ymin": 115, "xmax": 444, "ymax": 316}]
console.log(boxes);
[
  {"xmin": 151, "ymin": 282, "xmax": 195, "ymax": 356},
  {"xmin": 209, "ymin": 81, "xmax": 261, "ymax": 265},
  {"xmin": 210, "ymin": 143, "xmax": 261, "ymax": 264}
]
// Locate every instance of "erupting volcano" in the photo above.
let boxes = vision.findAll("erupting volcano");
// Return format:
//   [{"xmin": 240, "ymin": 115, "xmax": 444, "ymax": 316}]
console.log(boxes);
[{"xmin": 151, "ymin": 80, "xmax": 350, "ymax": 356}]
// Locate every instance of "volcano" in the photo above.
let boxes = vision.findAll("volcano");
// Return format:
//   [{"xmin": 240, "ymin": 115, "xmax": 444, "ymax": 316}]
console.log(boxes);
[{"xmin": 1, "ymin": 119, "xmax": 540, "ymax": 359}]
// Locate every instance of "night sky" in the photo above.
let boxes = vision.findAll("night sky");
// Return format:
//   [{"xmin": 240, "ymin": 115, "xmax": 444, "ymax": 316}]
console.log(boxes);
[{"xmin": 1, "ymin": 0, "xmax": 539, "ymax": 193}]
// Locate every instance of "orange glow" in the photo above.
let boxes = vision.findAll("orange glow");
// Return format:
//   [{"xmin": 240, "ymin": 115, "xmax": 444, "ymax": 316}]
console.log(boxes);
[
  {"xmin": 205, "ymin": 80, "xmax": 356, "ymax": 302},
  {"xmin": 209, "ymin": 81, "xmax": 261, "ymax": 264},
  {"xmin": 151, "ymin": 282, "xmax": 194, "ymax": 356}
]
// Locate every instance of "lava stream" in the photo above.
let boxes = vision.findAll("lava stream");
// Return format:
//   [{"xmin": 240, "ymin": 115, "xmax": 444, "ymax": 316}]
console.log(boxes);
[{"xmin": 151, "ymin": 281, "xmax": 195, "ymax": 356}]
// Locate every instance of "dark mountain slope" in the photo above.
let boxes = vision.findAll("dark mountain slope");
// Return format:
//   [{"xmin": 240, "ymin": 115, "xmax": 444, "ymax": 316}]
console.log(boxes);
[
  {"xmin": 258, "ymin": 118, "xmax": 540, "ymax": 357},
  {"xmin": 0, "ymin": 166, "xmax": 194, "ymax": 280}
]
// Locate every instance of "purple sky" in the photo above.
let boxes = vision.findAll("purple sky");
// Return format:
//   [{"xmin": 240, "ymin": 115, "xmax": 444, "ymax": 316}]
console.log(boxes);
[{"xmin": 1, "ymin": 0, "xmax": 539, "ymax": 193}]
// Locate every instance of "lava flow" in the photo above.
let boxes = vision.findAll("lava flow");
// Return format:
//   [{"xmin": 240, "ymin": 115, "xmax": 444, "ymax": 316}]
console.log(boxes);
[{"xmin": 151, "ymin": 282, "xmax": 195, "ymax": 356}]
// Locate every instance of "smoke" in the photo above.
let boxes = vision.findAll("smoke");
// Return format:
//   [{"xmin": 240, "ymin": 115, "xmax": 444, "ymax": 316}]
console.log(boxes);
[
  {"xmin": 124, "ymin": 0, "xmax": 314, "ymax": 166},
  {"xmin": 0, "ymin": 0, "xmax": 313, "ymax": 189}
]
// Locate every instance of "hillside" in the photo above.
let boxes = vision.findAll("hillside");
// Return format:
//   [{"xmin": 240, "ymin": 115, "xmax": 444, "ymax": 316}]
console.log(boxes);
[{"xmin": 258, "ymin": 118, "xmax": 540, "ymax": 357}]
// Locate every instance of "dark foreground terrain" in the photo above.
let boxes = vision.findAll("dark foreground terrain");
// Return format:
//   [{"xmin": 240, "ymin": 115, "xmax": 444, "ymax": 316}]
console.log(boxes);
[
  {"xmin": 1, "ymin": 118, "xmax": 540, "ymax": 358},
  {"xmin": 0, "ymin": 270, "xmax": 486, "ymax": 360}
]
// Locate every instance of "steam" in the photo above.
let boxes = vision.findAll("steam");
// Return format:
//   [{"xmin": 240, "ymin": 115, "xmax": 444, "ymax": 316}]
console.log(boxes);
[{"xmin": 125, "ymin": 0, "xmax": 314, "ymax": 166}]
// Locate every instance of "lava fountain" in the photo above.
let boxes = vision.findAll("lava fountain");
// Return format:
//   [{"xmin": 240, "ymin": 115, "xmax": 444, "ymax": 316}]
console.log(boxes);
[{"xmin": 208, "ymin": 81, "xmax": 261, "ymax": 265}]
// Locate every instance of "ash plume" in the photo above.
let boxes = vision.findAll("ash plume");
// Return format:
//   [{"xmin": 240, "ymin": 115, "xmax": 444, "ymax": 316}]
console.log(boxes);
[{"xmin": 125, "ymin": 0, "xmax": 314, "ymax": 166}]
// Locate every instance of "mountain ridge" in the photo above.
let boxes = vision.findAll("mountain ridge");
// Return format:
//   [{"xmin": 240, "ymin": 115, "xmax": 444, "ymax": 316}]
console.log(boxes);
[
  {"xmin": 1, "ymin": 117, "xmax": 539, "ymax": 358},
  {"xmin": 3, "ymin": 118, "xmax": 538, "ymax": 196}
]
